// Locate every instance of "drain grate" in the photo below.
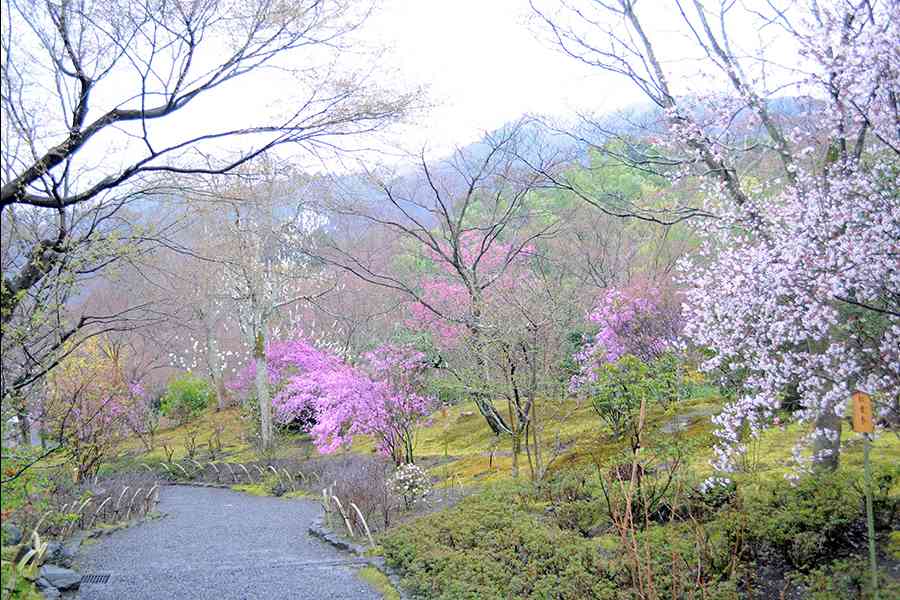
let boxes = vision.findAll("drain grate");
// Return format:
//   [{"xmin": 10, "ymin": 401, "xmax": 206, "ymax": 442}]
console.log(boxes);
[{"xmin": 81, "ymin": 574, "xmax": 110, "ymax": 584}]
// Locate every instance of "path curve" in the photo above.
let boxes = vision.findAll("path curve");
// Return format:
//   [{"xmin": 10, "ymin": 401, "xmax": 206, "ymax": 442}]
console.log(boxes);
[{"xmin": 76, "ymin": 485, "xmax": 381, "ymax": 600}]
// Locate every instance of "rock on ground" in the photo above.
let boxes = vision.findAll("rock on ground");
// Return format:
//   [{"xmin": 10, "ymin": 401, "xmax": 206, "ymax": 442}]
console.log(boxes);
[
  {"xmin": 39, "ymin": 564, "xmax": 81, "ymax": 590},
  {"xmin": 1, "ymin": 523, "xmax": 23, "ymax": 546}
]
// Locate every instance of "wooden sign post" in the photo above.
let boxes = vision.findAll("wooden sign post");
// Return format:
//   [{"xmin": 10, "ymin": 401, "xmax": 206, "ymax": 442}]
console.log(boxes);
[
  {"xmin": 852, "ymin": 390, "xmax": 879, "ymax": 599},
  {"xmin": 852, "ymin": 390, "xmax": 874, "ymax": 433}
]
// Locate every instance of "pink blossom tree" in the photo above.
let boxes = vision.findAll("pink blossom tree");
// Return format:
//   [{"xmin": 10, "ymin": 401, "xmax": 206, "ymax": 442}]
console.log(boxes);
[
  {"xmin": 230, "ymin": 338, "xmax": 433, "ymax": 465},
  {"xmin": 533, "ymin": 0, "xmax": 900, "ymax": 470},
  {"xmin": 407, "ymin": 234, "xmax": 592, "ymax": 478},
  {"xmin": 404, "ymin": 233, "xmax": 543, "ymax": 475},
  {"xmin": 322, "ymin": 121, "xmax": 569, "ymax": 444}
]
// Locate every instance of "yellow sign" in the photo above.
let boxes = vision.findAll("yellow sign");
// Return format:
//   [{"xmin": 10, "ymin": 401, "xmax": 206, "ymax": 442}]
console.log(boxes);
[{"xmin": 852, "ymin": 391, "xmax": 874, "ymax": 433}]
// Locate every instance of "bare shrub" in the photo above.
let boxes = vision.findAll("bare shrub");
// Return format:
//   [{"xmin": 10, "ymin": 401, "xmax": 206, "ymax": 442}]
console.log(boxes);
[{"xmin": 320, "ymin": 455, "xmax": 395, "ymax": 531}]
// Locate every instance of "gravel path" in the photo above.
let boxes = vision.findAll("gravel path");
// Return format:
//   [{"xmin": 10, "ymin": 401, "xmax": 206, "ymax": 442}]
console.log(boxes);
[{"xmin": 75, "ymin": 485, "xmax": 381, "ymax": 600}]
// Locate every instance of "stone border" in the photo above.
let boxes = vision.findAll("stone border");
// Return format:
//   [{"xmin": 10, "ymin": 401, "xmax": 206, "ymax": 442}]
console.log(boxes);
[
  {"xmin": 308, "ymin": 517, "xmax": 410, "ymax": 600},
  {"xmin": 82, "ymin": 510, "xmax": 166, "ymax": 540},
  {"xmin": 159, "ymin": 481, "xmax": 231, "ymax": 489}
]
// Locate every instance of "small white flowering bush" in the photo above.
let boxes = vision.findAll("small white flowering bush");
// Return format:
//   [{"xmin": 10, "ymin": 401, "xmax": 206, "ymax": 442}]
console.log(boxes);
[
  {"xmin": 695, "ymin": 476, "xmax": 736, "ymax": 512},
  {"xmin": 388, "ymin": 463, "xmax": 432, "ymax": 509}
]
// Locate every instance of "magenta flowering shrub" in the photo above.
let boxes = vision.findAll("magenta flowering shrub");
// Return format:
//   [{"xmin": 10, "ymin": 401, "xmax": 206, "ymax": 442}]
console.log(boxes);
[
  {"xmin": 571, "ymin": 285, "xmax": 682, "ymax": 390},
  {"xmin": 230, "ymin": 338, "xmax": 434, "ymax": 464}
]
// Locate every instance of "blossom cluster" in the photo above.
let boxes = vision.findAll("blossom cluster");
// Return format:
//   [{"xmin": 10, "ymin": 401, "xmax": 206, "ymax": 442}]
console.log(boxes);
[
  {"xmin": 681, "ymin": 163, "xmax": 899, "ymax": 471},
  {"xmin": 229, "ymin": 338, "xmax": 434, "ymax": 462},
  {"xmin": 570, "ymin": 285, "xmax": 682, "ymax": 390},
  {"xmin": 388, "ymin": 463, "xmax": 432, "ymax": 507}
]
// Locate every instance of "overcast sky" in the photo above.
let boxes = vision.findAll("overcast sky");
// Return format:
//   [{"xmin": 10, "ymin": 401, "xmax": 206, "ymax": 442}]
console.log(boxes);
[
  {"xmin": 145, "ymin": 0, "xmax": 785, "ymax": 171},
  {"xmin": 354, "ymin": 0, "xmax": 782, "ymax": 159},
  {"xmin": 360, "ymin": 0, "xmax": 643, "ymax": 156}
]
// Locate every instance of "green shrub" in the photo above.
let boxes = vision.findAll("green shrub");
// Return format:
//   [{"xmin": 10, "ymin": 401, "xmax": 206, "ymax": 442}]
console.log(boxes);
[
  {"xmin": 381, "ymin": 486, "xmax": 621, "ymax": 599},
  {"xmin": 380, "ymin": 464, "xmax": 898, "ymax": 599},
  {"xmin": 687, "ymin": 476, "xmax": 738, "ymax": 520},
  {"xmin": 379, "ymin": 481, "xmax": 750, "ymax": 599},
  {"xmin": 587, "ymin": 354, "xmax": 682, "ymax": 438},
  {"xmin": 544, "ymin": 467, "xmax": 593, "ymax": 504},
  {"xmin": 552, "ymin": 498, "xmax": 608, "ymax": 536},
  {"xmin": 736, "ymin": 470, "xmax": 889, "ymax": 571},
  {"xmin": 792, "ymin": 557, "xmax": 900, "ymax": 600},
  {"xmin": 0, "ymin": 551, "xmax": 43, "ymax": 600},
  {"xmin": 160, "ymin": 373, "xmax": 212, "ymax": 423}
]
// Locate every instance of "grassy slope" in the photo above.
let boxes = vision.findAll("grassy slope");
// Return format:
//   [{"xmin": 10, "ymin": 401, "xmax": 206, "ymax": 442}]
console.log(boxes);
[
  {"xmin": 353, "ymin": 393, "xmax": 899, "ymax": 489},
  {"xmin": 112, "ymin": 408, "xmax": 316, "ymax": 469},
  {"xmin": 112, "ymin": 394, "xmax": 899, "ymax": 492}
]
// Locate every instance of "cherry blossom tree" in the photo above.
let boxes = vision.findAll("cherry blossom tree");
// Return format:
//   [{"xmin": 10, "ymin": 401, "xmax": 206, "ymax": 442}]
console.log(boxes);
[
  {"xmin": 404, "ymin": 234, "xmax": 546, "ymax": 476},
  {"xmin": 684, "ymin": 166, "xmax": 899, "ymax": 473},
  {"xmin": 533, "ymin": 0, "xmax": 900, "ymax": 470},
  {"xmin": 360, "ymin": 344, "xmax": 435, "ymax": 464}
]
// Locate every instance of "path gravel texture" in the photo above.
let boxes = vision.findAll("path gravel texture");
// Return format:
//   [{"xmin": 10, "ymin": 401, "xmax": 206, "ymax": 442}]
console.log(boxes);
[{"xmin": 76, "ymin": 485, "xmax": 381, "ymax": 600}]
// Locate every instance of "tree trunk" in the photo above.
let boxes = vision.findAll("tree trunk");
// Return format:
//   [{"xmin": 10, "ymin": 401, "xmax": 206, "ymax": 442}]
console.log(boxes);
[
  {"xmin": 469, "ymin": 298, "xmax": 513, "ymax": 436},
  {"xmin": 511, "ymin": 432, "xmax": 520, "ymax": 478},
  {"xmin": 812, "ymin": 409, "xmax": 842, "ymax": 472},
  {"xmin": 531, "ymin": 400, "xmax": 542, "ymax": 480},
  {"xmin": 214, "ymin": 376, "xmax": 228, "ymax": 412},
  {"xmin": 254, "ymin": 331, "xmax": 273, "ymax": 452},
  {"xmin": 13, "ymin": 394, "xmax": 32, "ymax": 446},
  {"xmin": 18, "ymin": 414, "xmax": 31, "ymax": 446},
  {"xmin": 404, "ymin": 433, "xmax": 414, "ymax": 465},
  {"xmin": 205, "ymin": 324, "xmax": 227, "ymax": 411}
]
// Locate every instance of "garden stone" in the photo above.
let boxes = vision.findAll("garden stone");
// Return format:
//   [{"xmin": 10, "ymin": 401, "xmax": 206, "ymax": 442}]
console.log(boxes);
[
  {"xmin": 44, "ymin": 541, "xmax": 76, "ymax": 568},
  {"xmin": 39, "ymin": 564, "xmax": 81, "ymax": 591},
  {"xmin": 659, "ymin": 407, "xmax": 718, "ymax": 434},
  {"xmin": 586, "ymin": 525, "xmax": 606, "ymax": 539},
  {"xmin": 1, "ymin": 523, "xmax": 23, "ymax": 546},
  {"xmin": 36, "ymin": 578, "xmax": 61, "ymax": 599}
]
